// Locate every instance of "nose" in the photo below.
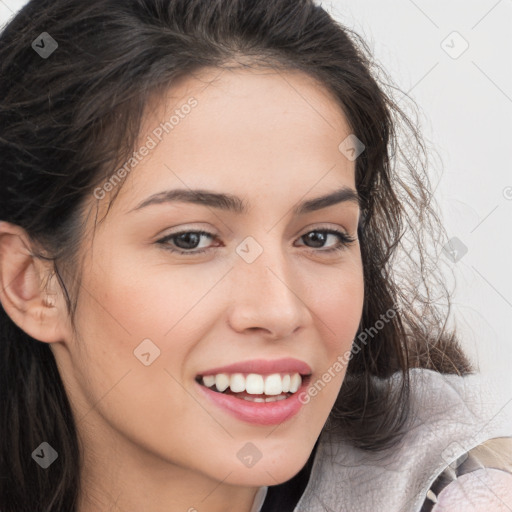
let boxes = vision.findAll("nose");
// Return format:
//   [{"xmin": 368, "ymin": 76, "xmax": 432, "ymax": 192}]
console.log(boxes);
[{"xmin": 226, "ymin": 243, "xmax": 312, "ymax": 341}]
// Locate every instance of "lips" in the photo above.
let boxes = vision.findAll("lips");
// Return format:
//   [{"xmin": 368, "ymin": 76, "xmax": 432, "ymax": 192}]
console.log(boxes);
[
  {"xmin": 197, "ymin": 357, "xmax": 313, "ymax": 377},
  {"xmin": 194, "ymin": 358, "xmax": 312, "ymax": 425},
  {"xmin": 195, "ymin": 358, "xmax": 312, "ymax": 397}
]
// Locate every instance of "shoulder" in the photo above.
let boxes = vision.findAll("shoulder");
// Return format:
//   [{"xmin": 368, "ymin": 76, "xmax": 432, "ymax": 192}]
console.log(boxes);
[
  {"xmin": 296, "ymin": 370, "xmax": 512, "ymax": 512},
  {"xmin": 431, "ymin": 468, "xmax": 512, "ymax": 511},
  {"xmin": 403, "ymin": 369, "xmax": 512, "ymax": 447}
]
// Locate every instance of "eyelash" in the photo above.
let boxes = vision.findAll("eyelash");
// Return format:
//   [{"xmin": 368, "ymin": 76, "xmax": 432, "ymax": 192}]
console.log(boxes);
[{"xmin": 156, "ymin": 228, "xmax": 357, "ymax": 256}]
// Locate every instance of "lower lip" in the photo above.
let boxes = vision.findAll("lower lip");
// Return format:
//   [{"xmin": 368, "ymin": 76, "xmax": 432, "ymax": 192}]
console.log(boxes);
[{"xmin": 196, "ymin": 377, "xmax": 310, "ymax": 426}]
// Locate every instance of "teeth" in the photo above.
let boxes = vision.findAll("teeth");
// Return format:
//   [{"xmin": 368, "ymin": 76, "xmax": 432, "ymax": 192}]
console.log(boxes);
[
  {"xmin": 243, "ymin": 395, "xmax": 288, "ymax": 403},
  {"xmin": 230, "ymin": 373, "xmax": 245, "ymax": 393},
  {"xmin": 203, "ymin": 375, "xmax": 216, "ymax": 388},
  {"xmin": 201, "ymin": 372, "xmax": 304, "ymax": 395},
  {"xmin": 245, "ymin": 374, "xmax": 264, "ymax": 394},
  {"xmin": 215, "ymin": 373, "xmax": 230, "ymax": 392},
  {"xmin": 264, "ymin": 374, "xmax": 283, "ymax": 395},
  {"xmin": 281, "ymin": 374, "xmax": 291, "ymax": 393},
  {"xmin": 290, "ymin": 373, "xmax": 302, "ymax": 393}
]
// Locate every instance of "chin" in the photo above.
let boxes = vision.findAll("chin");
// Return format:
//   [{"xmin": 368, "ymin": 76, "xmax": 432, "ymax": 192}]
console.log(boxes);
[{"xmin": 216, "ymin": 447, "xmax": 313, "ymax": 487}]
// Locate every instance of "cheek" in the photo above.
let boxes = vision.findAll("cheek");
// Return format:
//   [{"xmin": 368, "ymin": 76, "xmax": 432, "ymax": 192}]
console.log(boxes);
[
  {"xmin": 294, "ymin": 257, "xmax": 363, "ymax": 412},
  {"xmin": 79, "ymin": 249, "xmax": 212, "ymax": 350},
  {"xmin": 70, "ymin": 251, "xmax": 232, "ymax": 409},
  {"xmin": 67, "ymin": 263, "xmax": 220, "ymax": 467},
  {"xmin": 309, "ymin": 257, "xmax": 364, "ymax": 350}
]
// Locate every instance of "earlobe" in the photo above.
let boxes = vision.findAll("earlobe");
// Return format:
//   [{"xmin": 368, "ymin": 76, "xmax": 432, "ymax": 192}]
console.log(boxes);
[{"xmin": 0, "ymin": 221, "xmax": 67, "ymax": 344}]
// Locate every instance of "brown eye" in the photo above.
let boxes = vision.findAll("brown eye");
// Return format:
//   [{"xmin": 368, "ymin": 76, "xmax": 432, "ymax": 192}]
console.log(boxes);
[
  {"xmin": 297, "ymin": 229, "xmax": 357, "ymax": 253},
  {"xmin": 156, "ymin": 230, "xmax": 217, "ymax": 255}
]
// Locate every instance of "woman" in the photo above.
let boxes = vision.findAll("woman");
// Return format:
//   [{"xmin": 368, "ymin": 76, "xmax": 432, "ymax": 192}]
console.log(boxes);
[{"xmin": 0, "ymin": 1, "xmax": 511, "ymax": 511}]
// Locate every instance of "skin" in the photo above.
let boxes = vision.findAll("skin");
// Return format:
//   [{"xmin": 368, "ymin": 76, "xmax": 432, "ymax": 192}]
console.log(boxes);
[{"xmin": 0, "ymin": 66, "xmax": 364, "ymax": 512}]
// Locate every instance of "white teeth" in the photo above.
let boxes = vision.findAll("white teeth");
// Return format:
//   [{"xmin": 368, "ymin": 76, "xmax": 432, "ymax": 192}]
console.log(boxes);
[
  {"xmin": 243, "ymin": 394, "xmax": 288, "ymax": 403},
  {"xmin": 201, "ymin": 372, "xmax": 305, "ymax": 395},
  {"xmin": 281, "ymin": 374, "xmax": 291, "ymax": 393},
  {"xmin": 289, "ymin": 373, "xmax": 302, "ymax": 393},
  {"xmin": 230, "ymin": 373, "xmax": 245, "ymax": 393},
  {"xmin": 215, "ymin": 373, "xmax": 230, "ymax": 392},
  {"xmin": 264, "ymin": 373, "xmax": 283, "ymax": 395},
  {"xmin": 203, "ymin": 375, "xmax": 216, "ymax": 388},
  {"xmin": 245, "ymin": 374, "xmax": 264, "ymax": 394}
]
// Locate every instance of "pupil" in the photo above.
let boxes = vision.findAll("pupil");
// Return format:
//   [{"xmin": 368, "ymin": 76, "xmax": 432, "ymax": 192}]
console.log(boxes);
[
  {"xmin": 176, "ymin": 233, "xmax": 200, "ymax": 249},
  {"xmin": 305, "ymin": 231, "xmax": 325, "ymax": 248}
]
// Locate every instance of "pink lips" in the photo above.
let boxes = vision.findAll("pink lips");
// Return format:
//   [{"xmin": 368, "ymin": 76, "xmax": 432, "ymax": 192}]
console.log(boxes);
[
  {"xmin": 198, "ymin": 357, "xmax": 312, "ymax": 376},
  {"xmin": 195, "ymin": 358, "xmax": 312, "ymax": 426}
]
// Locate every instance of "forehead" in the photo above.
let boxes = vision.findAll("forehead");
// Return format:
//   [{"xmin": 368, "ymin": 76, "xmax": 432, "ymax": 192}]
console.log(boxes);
[
  {"xmin": 142, "ymin": 64, "xmax": 353, "ymax": 150},
  {"xmin": 99, "ymin": 66, "xmax": 357, "ymax": 218}
]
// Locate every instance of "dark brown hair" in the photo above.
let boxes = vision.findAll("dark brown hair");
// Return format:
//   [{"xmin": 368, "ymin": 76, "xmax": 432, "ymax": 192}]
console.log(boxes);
[{"xmin": 0, "ymin": 0, "xmax": 472, "ymax": 510}]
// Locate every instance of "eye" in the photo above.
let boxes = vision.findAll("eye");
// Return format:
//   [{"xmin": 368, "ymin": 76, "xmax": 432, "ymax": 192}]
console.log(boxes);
[
  {"xmin": 156, "ymin": 230, "xmax": 217, "ymax": 255},
  {"xmin": 155, "ymin": 228, "xmax": 357, "ymax": 255},
  {"xmin": 295, "ymin": 228, "xmax": 357, "ymax": 253}
]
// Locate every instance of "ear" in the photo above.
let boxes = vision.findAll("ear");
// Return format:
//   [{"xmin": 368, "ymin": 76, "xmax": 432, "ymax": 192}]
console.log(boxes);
[{"xmin": 0, "ymin": 221, "xmax": 69, "ymax": 344}]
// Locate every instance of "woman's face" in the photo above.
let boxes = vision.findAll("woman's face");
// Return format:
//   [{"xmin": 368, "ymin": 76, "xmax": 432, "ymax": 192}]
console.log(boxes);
[{"xmin": 53, "ymin": 66, "xmax": 364, "ymax": 488}]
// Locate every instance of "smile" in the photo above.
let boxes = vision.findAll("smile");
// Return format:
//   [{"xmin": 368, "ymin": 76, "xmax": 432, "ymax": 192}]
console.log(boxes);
[
  {"xmin": 196, "ymin": 372, "xmax": 305, "ymax": 402},
  {"xmin": 194, "ymin": 359, "xmax": 313, "ymax": 425}
]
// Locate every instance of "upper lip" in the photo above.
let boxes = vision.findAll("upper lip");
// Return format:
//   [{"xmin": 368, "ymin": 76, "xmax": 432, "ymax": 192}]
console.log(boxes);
[{"xmin": 198, "ymin": 358, "xmax": 312, "ymax": 376}]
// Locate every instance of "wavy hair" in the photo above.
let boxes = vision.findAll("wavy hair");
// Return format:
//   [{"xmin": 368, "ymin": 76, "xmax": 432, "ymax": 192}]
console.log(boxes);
[{"xmin": 0, "ymin": 0, "xmax": 472, "ymax": 510}]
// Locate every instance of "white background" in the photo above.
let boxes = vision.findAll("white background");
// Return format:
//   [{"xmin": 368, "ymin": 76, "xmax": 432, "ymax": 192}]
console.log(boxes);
[{"xmin": 1, "ymin": 0, "xmax": 511, "ymax": 389}]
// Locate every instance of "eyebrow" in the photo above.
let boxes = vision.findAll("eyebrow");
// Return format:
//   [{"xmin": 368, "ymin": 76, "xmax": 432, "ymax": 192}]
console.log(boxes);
[{"xmin": 128, "ymin": 186, "xmax": 361, "ymax": 215}]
